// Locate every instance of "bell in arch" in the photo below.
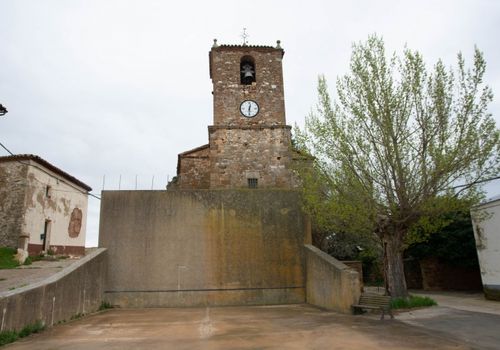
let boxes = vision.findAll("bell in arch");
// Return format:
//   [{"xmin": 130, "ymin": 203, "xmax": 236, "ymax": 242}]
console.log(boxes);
[{"xmin": 240, "ymin": 58, "xmax": 256, "ymax": 85}]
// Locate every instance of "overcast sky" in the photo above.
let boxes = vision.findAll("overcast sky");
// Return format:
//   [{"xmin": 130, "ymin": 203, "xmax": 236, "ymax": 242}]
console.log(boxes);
[{"xmin": 1, "ymin": 0, "xmax": 499, "ymax": 247}]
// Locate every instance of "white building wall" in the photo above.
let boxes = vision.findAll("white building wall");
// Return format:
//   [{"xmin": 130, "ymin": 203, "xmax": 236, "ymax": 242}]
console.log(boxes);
[
  {"xmin": 472, "ymin": 197, "xmax": 500, "ymax": 300},
  {"xmin": 23, "ymin": 160, "xmax": 88, "ymax": 255}
]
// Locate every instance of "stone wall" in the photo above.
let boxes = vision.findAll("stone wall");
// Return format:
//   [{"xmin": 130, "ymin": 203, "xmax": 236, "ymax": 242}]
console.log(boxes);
[
  {"xmin": 210, "ymin": 46, "xmax": 285, "ymax": 127},
  {"xmin": 177, "ymin": 145, "xmax": 210, "ymax": 189},
  {"xmin": 305, "ymin": 245, "xmax": 361, "ymax": 314},
  {"xmin": 208, "ymin": 126, "xmax": 295, "ymax": 189},
  {"xmin": 0, "ymin": 158, "xmax": 88, "ymax": 255},
  {"xmin": 23, "ymin": 159, "xmax": 88, "ymax": 255},
  {"xmin": 99, "ymin": 190, "xmax": 310, "ymax": 307},
  {"xmin": 0, "ymin": 162, "xmax": 28, "ymax": 248},
  {"xmin": 0, "ymin": 248, "xmax": 107, "ymax": 332},
  {"xmin": 172, "ymin": 44, "xmax": 307, "ymax": 191}
]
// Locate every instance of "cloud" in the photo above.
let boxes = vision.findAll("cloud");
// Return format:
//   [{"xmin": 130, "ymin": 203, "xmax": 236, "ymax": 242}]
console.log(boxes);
[{"xmin": 1, "ymin": 0, "xmax": 499, "ymax": 246}]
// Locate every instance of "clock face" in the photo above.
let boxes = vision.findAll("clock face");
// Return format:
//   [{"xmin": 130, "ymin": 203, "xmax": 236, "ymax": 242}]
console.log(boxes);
[{"xmin": 240, "ymin": 100, "xmax": 259, "ymax": 118}]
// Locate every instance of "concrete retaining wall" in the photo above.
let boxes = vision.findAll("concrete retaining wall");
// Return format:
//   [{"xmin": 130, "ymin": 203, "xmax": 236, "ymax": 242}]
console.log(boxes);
[
  {"xmin": 305, "ymin": 245, "xmax": 360, "ymax": 314},
  {"xmin": 0, "ymin": 248, "xmax": 107, "ymax": 331},
  {"xmin": 99, "ymin": 190, "xmax": 309, "ymax": 307}
]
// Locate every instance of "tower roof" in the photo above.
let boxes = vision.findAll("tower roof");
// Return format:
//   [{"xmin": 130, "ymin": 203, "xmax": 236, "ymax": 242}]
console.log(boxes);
[
  {"xmin": 210, "ymin": 39, "xmax": 283, "ymax": 54},
  {"xmin": 215, "ymin": 44, "xmax": 279, "ymax": 50},
  {"xmin": 209, "ymin": 40, "xmax": 284, "ymax": 79}
]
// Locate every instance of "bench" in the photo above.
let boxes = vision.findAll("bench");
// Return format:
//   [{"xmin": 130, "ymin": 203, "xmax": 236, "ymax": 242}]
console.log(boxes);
[{"xmin": 352, "ymin": 293, "xmax": 394, "ymax": 320}]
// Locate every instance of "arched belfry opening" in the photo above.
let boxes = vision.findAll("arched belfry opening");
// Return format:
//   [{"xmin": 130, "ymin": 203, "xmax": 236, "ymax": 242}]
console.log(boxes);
[{"xmin": 240, "ymin": 56, "xmax": 256, "ymax": 85}]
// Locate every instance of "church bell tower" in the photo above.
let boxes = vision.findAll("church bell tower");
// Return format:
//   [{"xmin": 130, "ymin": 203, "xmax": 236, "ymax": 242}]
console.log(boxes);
[
  {"xmin": 173, "ymin": 40, "xmax": 300, "ymax": 190},
  {"xmin": 209, "ymin": 39, "xmax": 286, "ymax": 127}
]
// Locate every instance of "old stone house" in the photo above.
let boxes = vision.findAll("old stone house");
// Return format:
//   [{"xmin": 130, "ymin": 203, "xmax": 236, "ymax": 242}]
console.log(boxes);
[
  {"xmin": 169, "ymin": 41, "xmax": 307, "ymax": 189},
  {"xmin": 0, "ymin": 154, "xmax": 91, "ymax": 256}
]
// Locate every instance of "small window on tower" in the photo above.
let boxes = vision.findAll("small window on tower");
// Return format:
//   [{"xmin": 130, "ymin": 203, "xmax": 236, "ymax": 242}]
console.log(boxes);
[
  {"xmin": 45, "ymin": 185, "xmax": 52, "ymax": 198},
  {"xmin": 240, "ymin": 56, "xmax": 256, "ymax": 85},
  {"xmin": 248, "ymin": 178, "xmax": 258, "ymax": 189}
]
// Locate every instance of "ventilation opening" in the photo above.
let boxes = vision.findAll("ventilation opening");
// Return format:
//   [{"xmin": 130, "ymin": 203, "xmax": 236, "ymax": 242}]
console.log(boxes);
[
  {"xmin": 247, "ymin": 178, "xmax": 258, "ymax": 189},
  {"xmin": 240, "ymin": 56, "xmax": 256, "ymax": 85}
]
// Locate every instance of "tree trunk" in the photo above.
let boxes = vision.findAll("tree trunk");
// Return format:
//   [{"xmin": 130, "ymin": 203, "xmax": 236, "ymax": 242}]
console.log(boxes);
[{"xmin": 382, "ymin": 233, "xmax": 408, "ymax": 298}]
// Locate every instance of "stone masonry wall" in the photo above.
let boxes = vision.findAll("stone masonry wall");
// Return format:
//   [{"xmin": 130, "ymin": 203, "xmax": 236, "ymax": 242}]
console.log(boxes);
[
  {"xmin": 177, "ymin": 147, "xmax": 210, "ymax": 189},
  {"xmin": 208, "ymin": 126, "xmax": 295, "ymax": 188},
  {"xmin": 210, "ymin": 46, "xmax": 285, "ymax": 127},
  {"xmin": 0, "ymin": 162, "xmax": 28, "ymax": 248},
  {"xmin": 23, "ymin": 159, "xmax": 88, "ymax": 255}
]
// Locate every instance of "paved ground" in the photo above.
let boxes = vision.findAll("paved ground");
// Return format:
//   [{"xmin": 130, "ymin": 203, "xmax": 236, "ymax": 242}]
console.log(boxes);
[
  {"xmin": 4, "ymin": 304, "xmax": 471, "ymax": 350},
  {"xmin": 0, "ymin": 256, "xmax": 82, "ymax": 293},
  {"xmin": 2, "ymin": 261, "xmax": 499, "ymax": 350},
  {"xmin": 411, "ymin": 290, "xmax": 500, "ymax": 315},
  {"xmin": 394, "ymin": 291, "xmax": 500, "ymax": 350}
]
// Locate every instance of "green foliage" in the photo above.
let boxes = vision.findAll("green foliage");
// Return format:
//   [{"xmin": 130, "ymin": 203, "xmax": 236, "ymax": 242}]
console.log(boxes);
[
  {"xmin": 295, "ymin": 34, "xmax": 499, "ymax": 297},
  {"xmin": 391, "ymin": 295, "xmax": 437, "ymax": 309},
  {"xmin": 0, "ymin": 247, "xmax": 19, "ymax": 269},
  {"xmin": 98, "ymin": 301, "xmax": 114, "ymax": 311},
  {"xmin": 30, "ymin": 254, "xmax": 45, "ymax": 262},
  {"xmin": 406, "ymin": 211, "xmax": 480, "ymax": 268},
  {"xmin": 18, "ymin": 321, "xmax": 44, "ymax": 338},
  {"xmin": 0, "ymin": 320, "xmax": 45, "ymax": 346},
  {"xmin": 357, "ymin": 247, "xmax": 384, "ymax": 285},
  {"xmin": 23, "ymin": 256, "xmax": 32, "ymax": 266},
  {"xmin": 0, "ymin": 330, "xmax": 18, "ymax": 346}
]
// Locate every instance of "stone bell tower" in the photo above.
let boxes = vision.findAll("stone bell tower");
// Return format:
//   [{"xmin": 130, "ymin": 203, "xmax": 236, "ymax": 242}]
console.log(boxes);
[
  {"xmin": 172, "ymin": 40, "xmax": 302, "ymax": 190},
  {"xmin": 210, "ymin": 40, "xmax": 286, "ymax": 127}
]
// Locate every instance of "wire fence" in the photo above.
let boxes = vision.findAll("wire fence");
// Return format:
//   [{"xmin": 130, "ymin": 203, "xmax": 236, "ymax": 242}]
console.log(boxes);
[{"xmin": 101, "ymin": 175, "xmax": 173, "ymax": 191}]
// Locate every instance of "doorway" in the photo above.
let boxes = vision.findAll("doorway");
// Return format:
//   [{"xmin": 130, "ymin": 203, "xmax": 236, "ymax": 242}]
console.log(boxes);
[{"xmin": 42, "ymin": 219, "xmax": 51, "ymax": 251}]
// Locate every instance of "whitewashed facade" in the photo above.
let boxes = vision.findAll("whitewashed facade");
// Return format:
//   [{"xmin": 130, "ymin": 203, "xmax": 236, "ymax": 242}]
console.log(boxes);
[
  {"xmin": 471, "ymin": 195, "xmax": 500, "ymax": 300},
  {"xmin": 0, "ymin": 155, "xmax": 90, "ymax": 255}
]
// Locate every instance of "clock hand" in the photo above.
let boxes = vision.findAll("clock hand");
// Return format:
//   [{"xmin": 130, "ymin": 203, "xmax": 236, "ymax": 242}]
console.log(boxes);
[{"xmin": 248, "ymin": 104, "xmax": 251, "ymax": 114}]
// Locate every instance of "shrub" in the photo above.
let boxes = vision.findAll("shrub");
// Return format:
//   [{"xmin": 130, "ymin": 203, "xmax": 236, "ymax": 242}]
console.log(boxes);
[
  {"xmin": 391, "ymin": 295, "xmax": 437, "ymax": 309},
  {"xmin": 0, "ymin": 320, "xmax": 45, "ymax": 346},
  {"xmin": 23, "ymin": 257, "xmax": 32, "ymax": 266},
  {"xmin": 18, "ymin": 321, "xmax": 44, "ymax": 338},
  {"xmin": 0, "ymin": 247, "xmax": 19, "ymax": 269},
  {"xmin": 99, "ymin": 301, "xmax": 113, "ymax": 311},
  {"xmin": 0, "ymin": 330, "xmax": 18, "ymax": 346}
]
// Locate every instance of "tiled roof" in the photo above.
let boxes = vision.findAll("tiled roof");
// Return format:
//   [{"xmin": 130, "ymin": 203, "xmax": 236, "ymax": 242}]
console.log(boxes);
[
  {"xmin": 217, "ymin": 44, "xmax": 278, "ymax": 49},
  {"xmin": 178, "ymin": 144, "xmax": 210, "ymax": 156},
  {"xmin": 0, "ymin": 154, "xmax": 92, "ymax": 191}
]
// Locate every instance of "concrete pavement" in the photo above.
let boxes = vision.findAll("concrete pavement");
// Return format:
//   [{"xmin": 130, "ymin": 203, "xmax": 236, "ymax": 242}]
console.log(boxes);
[
  {"xmin": 4, "ymin": 304, "xmax": 470, "ymax": 350},
  {"xmin": 410, "ymin": 290, "xmax": 500, "ymax": 315},
  {"xmin": 395, "ymin": 291, "xmax": 500, "ymax": 350}
]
